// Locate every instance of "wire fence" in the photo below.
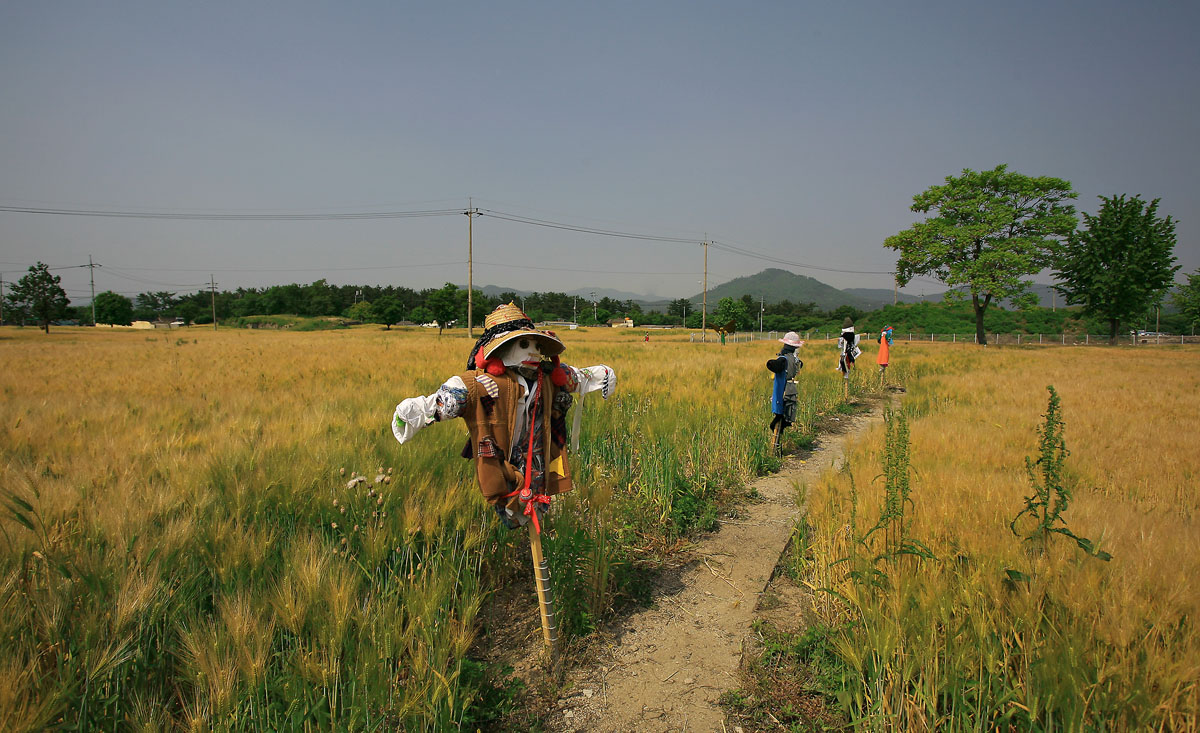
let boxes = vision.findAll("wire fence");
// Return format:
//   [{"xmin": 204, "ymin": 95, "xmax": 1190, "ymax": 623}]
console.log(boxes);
[{"xmin": 690, "ymin": 331, "xmax": 1200, "ymax": 346}]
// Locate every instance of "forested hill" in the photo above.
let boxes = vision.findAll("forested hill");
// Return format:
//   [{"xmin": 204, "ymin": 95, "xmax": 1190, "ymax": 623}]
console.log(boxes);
[{"xmin": 688, "ymin": 268, "xmax": 874, "ymax": 311}]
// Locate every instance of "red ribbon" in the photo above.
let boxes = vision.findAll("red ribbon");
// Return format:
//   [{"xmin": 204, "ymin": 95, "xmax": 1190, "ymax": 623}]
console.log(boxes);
[{"xmin": 504, "ymin": 374, "xmax": 552, "ymax": 534}]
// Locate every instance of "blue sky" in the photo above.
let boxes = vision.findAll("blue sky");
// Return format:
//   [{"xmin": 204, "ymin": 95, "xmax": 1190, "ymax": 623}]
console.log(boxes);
[{"xmin": 2, "ymin": 1, "xmax": 1197, "ymax": 304}]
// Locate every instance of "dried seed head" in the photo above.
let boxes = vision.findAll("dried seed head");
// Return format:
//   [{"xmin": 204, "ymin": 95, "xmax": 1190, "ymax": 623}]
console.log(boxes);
[
  {"xmin": 331, "ymin": 522, "xmax": 338, "ymax": 529},
  {"xmin": 332, "ymin": 499, "xmax": 339, "ymax": 507},
  {"xmin": 377, "ymin": 496, "xmax": 383, "ymax": 506},
  {"xmin": 339, "ymin": 467, "xmax": 346, "ymax": 476},
  {"xmin": 387, "ymin": 467, "xmax": 393, "ymax": 475},
  {"xmin": 383, "ymin": 476, "xmax": 391, "ymax": 484}
]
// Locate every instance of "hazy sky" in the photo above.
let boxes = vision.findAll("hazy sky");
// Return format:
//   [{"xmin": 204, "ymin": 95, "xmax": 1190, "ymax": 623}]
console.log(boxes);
[{"xmin": 2, "ymin": 1, "xmax": 1197, "ymax": 304}]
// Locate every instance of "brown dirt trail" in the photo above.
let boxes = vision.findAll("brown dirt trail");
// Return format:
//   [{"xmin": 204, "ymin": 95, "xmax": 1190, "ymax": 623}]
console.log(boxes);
[{"xmin": 545, "ymin": 403, "xmax": 885, "ymax": 732}]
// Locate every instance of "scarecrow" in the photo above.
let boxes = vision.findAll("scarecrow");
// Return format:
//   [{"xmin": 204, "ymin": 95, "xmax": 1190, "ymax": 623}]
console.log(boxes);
[
  {"xmin": 837, "ymin": 317, "xmax": 861, "ymax": 398},
  {"xmin": 837, "ymin": 317, "xmax": 861, "ymax": 378},
  {"xmin": 766, "ymin": 331, "xmax": 804, "ymax": 453},
  {"xmin": 876, "ymin": 325, "xmax": 893, "ymax": 384},
  {"xmin": 390, "ymin": 303, "xmax": 616, "ymax": 651}
]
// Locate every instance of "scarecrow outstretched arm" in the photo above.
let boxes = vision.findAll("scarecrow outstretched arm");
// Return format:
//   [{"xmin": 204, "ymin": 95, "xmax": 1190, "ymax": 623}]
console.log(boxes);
[
  {"xmin": 567, "ymin": 365, "xmax": 617, "ymax": 398},
  {"xmin": 391, "ymin": 376, "xmax": 469, "ymax": 444}
]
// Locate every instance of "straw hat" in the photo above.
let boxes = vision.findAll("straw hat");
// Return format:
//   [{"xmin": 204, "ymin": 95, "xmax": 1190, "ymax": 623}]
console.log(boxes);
[
  {"xmin": 779, "ymin": 331, "xmax": 804, "ymax": 347},
  {"xmin": 466, "ymin": 303, "xmax": 565, "ymax": 374}
]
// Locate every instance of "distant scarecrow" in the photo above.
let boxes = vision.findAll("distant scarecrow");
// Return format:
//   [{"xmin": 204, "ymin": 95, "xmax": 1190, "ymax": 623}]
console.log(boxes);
[
  {"xmin": 391, "ymin": 303, "xmax": 616, "ymax": 651},
  {"xmin": 876, "ymin": 325, "xmax": 893, "ymax": 381},
  {"xmin": 838, "ymin": 317, "xmax": 861, "ymax": 379},
  {"xmin": 766, "ymin": 331, "xmax": 804, "ymax": 452}
]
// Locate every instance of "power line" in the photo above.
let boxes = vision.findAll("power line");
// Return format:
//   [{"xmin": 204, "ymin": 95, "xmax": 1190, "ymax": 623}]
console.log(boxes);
[
  {"xmin": 478, "ymin": 209, "xmax": 703, "ymax": 244},
  {"xmin": 0, "ymin": 204, "xmax": 463, "ymax": 220},
  {"xmin": 3, "ymin": 200, "xmax": 907, "ymax": 278}
]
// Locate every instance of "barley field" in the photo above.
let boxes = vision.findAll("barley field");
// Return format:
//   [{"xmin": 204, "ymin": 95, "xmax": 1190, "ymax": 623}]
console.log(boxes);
[
  {"xmin": 1, "ymin": 326, "xmax": 1196, "ymax": 730},
  {"xmin": 798, "ymin": 342, "xmax": 1200, "ymax": 730},
  {"xmin": 0, "ymin": 326, "xmax": 846, "ymax": 731}
]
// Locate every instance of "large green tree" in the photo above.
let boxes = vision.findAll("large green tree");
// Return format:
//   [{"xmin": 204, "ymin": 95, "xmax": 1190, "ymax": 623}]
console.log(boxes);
[
  {"xmin": 885, "ymin": 164, "xmax": 1077, "ymax": 345},
  {"xmin": 93, "ymin": 291, "xmax": 134, "ymax": 326},
  {"xmin": 373, "ymin": 295, "xmax": 406, "ymax": 329},
  {"xmin": 1173, "ymin": 269, "xmax": 1200, "ymax": 334},
  {"xmin": 7, "ymin": 262, "xmax": 70, "ymax": 333},
  {"xmin": 713, "ymin": 296, "xmax": 752, "ymax": 331},
  {"xmin": 425, "ymin": 283, "xmax": 462, "ymax": 336},
  {"xmin": 1054, "ymin": 195, "xmax": 1179, "ymax": 344}
]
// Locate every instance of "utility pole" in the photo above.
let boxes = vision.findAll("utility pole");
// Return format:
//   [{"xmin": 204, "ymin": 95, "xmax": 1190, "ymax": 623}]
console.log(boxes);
[
  {"xmin": 88, "ymin": 255, "xmax": 101, "ymax": 325},
  {"xmin": 465, "ymin": 198, "xmax": 481, "ymax": 337},
  {"xmin": 0, "ymin": 273, "xmax": 5, "ymax": 325},
  {"xmin": 893, "ymin": 278, "xmax": 898, "ymax": 306},
  {"xmin": 760, "ymin": 294, "xmax": 764, "ymax": 333},
  {"xmin": 701, "ymin": 240, "xmax": 708, "ymax": 341},
  {"xmin": 210, "ymin": 275, "xmax": 218, "ymax": 330},
  {"xmin": 591, "ymin": 291, "xmax": 597, "ymax": 323},
  {"xmin": 572, "ymin": 296, "xmax": 577, "ymax": 323}
]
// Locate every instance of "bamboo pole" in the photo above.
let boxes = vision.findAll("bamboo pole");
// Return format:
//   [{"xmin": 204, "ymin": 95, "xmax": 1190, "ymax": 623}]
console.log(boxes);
[{"xmin": 528, "ymin": 528, "xmax": 558, "ymax": 648}]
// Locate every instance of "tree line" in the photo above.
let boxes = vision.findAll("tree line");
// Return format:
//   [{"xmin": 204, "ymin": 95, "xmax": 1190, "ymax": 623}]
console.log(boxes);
[{"xmin": 4, "ymin": 163, "xmax": 1198, "ymax": 339}]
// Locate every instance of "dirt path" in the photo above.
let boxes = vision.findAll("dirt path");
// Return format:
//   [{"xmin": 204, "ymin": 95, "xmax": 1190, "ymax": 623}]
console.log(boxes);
[{"xmin": 546, "ymin": 402, "xmax": 886, "ymax": 732}]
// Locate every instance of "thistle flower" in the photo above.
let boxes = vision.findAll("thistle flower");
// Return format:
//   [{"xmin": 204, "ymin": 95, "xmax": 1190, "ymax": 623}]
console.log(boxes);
[
  {"xmin": 339, "ymin": 467, "xmax": 346, "ymax": 476},
  {"xmin": 331, "ymin": 522, "xmax": 338, "ymax": 529}
]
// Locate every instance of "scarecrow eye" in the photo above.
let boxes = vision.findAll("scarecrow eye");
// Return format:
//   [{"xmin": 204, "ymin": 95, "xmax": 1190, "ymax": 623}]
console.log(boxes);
[{"xmin": 519, "ymin": 339, "xmax": 530, "ymax": 349}]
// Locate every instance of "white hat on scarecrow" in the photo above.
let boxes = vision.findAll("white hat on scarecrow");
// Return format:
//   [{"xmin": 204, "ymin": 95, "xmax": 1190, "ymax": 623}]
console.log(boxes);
[
  {"xmin": 779, "ymin": 331, "xmax": 805, "ymax": 347},
  {"xmin": 468, "ymin": 303, "xmax": 565, "ymax": 375}
]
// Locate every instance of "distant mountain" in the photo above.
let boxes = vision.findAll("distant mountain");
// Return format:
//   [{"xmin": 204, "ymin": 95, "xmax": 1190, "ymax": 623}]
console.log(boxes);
[
  {"xmin": 564, "ymin": 286, "xmax": 655, "ymax": 303},
  {"xmin": 688, "ymin": 268, "xmax": 874, "ymax": 311},
  {"xmin": 478, "ymin": 271, "xmax": 1096, "ymax": 314},
  {"xmin": 477, "ymin": 284, "xmax": 654, "ymax": 303},
  {"xmin": 843, "ymin": 288, "xmax": 922, "ymax": 309}
]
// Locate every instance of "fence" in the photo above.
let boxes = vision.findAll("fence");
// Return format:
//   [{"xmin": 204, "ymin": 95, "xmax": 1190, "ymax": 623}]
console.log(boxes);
[{"xmin": 690, "ymin": 331, "xmax": 1200, "ymax": 346}]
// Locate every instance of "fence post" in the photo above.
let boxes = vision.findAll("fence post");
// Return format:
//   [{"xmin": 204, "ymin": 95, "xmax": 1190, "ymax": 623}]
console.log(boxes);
[
  {"xmin": 1017, "ymin": 333, "xmax": 1021, "ymax": 345},
  {"xmin": 1086, "ymin": 334, "xmax": 1089, "ymax": 345},
  {"xmin": 953, "ymin": 333, "xmax": 956, "ymax": 343},
  {"xmin": 1039, "ymin": 333, "xmax": 1042, "ymax": 344},
  {"xmin": 1062, "ymin": 333, "xmax": 1065, "ymax": 345},
  {"xmin": 931, "ymin": 332, "xmax": 934, "ymax": 342}
]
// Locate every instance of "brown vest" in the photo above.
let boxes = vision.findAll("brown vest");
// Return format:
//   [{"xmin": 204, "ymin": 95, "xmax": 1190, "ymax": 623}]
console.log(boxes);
[{"xmin": 458, "ymin": 368, "xmax": 573, "ymax": 508}]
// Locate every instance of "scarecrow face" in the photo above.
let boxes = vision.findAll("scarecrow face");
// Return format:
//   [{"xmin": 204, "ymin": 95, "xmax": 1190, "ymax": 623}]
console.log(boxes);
[{"xmin": 496, "ymin": 336, "xmax": 544, "ymax": 369}]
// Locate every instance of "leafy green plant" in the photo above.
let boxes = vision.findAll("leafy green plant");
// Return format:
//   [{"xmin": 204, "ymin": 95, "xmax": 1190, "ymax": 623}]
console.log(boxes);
[
  {"xmin": 1009, "ymin": 386, "xmax": 1112, "ymax": 561},
  {"xmin": 830, "ymin": 408, "xmax": 933, "ymax": 590}
]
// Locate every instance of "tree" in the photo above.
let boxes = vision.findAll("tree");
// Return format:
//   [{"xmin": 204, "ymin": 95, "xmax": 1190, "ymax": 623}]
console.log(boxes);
[
  {"xmin": 713, "ymin": 297, "xmax": 752, "ymax": 331},
  {"xmin": 1054, "ymin": 195, "xmax": 1179, "ymax": 344},
  {"xmin": 1173, "ymin": 269, "xmax": 1200, "ymax": 334},
  {"xmin": 93, "ymin": 291, "xmax": 134, "ymax": 326},
  {"xmin": 345, "ymin": 301, "xmax": 377, "ymax": 324},
  {"xmin": 134, "ymin": 291, "xmax": 178, "ymax": 320},
  {"xmin": 409, "ymin": 305, "xmax": 435, "ymax": 325},
  {"xmin": 373, "ymin": 295, "xmax": 405, "ymax": 329},
  {"xmin": 667, "ymin": 298, "xmax": 693, "ymax": 321},
  {"xmin": 426, "ymin": 283, "xmax": 462, "ymax": 336},
  {"xmin": 7, "ymin": 262, "xmax": 70, "ymax": 333},
  {"xmin": 885, "ymin": 165, "xmax": 1077, "ymax": 345}
]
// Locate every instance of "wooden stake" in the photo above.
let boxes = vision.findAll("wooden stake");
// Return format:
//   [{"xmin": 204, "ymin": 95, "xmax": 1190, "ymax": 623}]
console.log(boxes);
[{"xmin": 528, "ymin": 527, "xmax": 558, "ymax": 650}]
